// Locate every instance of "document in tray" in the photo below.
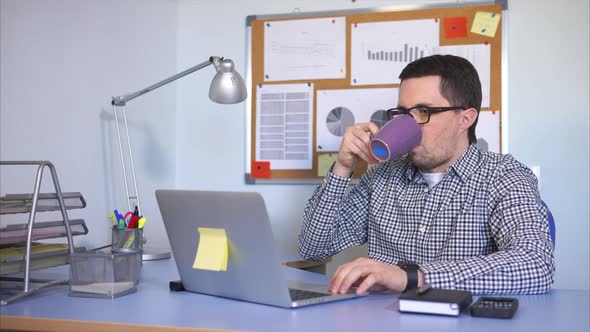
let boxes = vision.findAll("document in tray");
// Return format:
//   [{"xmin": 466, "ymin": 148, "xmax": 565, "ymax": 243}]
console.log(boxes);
[
  {"xmin": 0, "ymin": 219, "xmax": 88, "ymax": 245},
  {"xmin": 0, "ymin": 243, "xmax": 72, "ymax": 275},
  {"xmin": 0, "ymin": 192, "xmax": 86, "ymax": 213}
]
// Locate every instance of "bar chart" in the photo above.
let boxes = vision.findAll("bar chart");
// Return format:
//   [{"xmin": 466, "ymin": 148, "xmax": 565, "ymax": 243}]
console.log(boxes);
[{"xmin": 367, "ymin": 44, "xmax": 426, "ymax": 63}]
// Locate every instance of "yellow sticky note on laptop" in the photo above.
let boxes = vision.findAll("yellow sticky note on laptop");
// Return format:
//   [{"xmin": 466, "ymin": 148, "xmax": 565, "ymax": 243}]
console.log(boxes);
[
  {"xmin": 471, "ymin": 11, "xmax": 501, "ymax": 37},
  {"xmin": 193, "ymin": 227, "xmax": 228, "ymax": 271}
]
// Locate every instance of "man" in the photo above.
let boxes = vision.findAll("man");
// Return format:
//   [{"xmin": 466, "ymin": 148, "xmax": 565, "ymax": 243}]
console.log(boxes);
[{"xmin": 299, "ymin": 55, "xmax": 554, "ymax": 295}]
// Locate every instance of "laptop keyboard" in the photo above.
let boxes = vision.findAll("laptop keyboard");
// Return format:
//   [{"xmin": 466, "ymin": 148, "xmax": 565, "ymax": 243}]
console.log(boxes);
[{"xmin": 289, "ymin": 288, "xmax": 328, "ymax": 301}]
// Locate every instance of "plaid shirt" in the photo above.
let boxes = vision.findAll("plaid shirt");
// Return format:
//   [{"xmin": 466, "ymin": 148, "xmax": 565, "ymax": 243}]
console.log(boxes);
[{"xmin": 299, "ymin": 145, "xmax": 555, "ymax": 294}]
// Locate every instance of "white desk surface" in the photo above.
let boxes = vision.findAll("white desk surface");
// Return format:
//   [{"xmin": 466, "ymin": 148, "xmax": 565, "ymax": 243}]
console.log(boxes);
[{"xmin": 1, "ymin": 257, "xmax": 589, "ymax": 332}]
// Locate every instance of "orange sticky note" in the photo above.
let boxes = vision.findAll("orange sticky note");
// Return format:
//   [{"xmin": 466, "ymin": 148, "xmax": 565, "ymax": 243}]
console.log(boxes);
[
  {"xmin": 193, "ymin": 228, "xmax": 228, "ymax": 272},
  {"xmin": 251, "ymin": 161, "xmax": 271, "ymax": 178},
  {"xmin": 444, "ymin": 17, "xmax": 467, "ymax": 39}
]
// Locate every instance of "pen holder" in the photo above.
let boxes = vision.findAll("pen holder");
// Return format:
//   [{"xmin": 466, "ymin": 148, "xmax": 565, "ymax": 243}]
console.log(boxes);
[
  {"xmin": 111, "ymin": 226, "xmax": 143, "ymax": 250},
  {"xmin": 69, "ymin": 248, "xmax": 142, "ymax": 298}
]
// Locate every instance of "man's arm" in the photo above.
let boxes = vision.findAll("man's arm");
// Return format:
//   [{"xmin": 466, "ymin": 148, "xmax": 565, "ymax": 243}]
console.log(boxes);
[
  {"xmin": 298, "ymin": 168, "xmax": 375, "ymax": 261},
  {"xmin": 419, "ymin": 164, "xmax": 555, "ymax": 294},
  {"xmin": 299, "ymin": 123, "xmax": 379, "ymax": 261}
]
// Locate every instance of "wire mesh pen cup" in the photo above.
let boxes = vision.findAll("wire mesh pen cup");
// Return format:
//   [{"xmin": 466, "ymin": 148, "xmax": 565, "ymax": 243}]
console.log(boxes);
[
  {"xmin": 111, "ymin": 226, "xmax": 143, "ymax": 250},
  {"xmin": 69, "ymin": 248, "xmax": 142, "ymax": 298}
]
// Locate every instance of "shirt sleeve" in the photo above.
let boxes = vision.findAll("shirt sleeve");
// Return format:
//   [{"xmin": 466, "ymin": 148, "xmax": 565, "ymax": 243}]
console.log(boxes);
[
  {"xmin": 298, "ymin": 167, "xmax": 374, "ymax": 261},
  {"xmin": 420, "ymin": 163, "xmax": 555, "ymax": 295}
]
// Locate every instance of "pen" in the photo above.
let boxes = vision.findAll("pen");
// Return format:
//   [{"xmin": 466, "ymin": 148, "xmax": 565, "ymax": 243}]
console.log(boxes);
[{"xmin": 123, "ymin": 232, "xmax": 136, "ymax": 248}]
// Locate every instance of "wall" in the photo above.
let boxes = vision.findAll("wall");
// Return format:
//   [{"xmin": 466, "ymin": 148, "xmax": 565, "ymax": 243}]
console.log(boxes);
[
  {"xmin": 0, "ymin": 0, "xmax": 178, "ymax": 250},
  {"xmin": 507, "ymin": 0, "xmax": 589, "ymax": 290}
]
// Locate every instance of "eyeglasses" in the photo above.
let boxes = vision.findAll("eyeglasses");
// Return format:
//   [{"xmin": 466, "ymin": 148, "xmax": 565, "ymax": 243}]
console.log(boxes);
[{"xmin": 387, "ymin": 106, "xmax": 467, "ymax": 124}]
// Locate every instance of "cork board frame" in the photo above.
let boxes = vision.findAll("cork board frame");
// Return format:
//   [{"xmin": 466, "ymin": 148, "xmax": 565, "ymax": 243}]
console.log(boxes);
[{"xmin": 245, "ymin": 1, "xmax": 506, "ymax": 183}]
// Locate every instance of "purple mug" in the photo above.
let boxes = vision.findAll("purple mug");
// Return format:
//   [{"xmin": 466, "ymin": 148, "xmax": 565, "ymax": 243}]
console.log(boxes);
[{"xmin": 370, "ymin": 114, "xmax": 422, "ymax": 161}]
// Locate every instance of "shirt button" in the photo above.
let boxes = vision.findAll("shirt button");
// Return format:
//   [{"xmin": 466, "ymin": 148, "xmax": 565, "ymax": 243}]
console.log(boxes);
[
  {"xmin": 419, "ymin": 226, "xmax": 427, "ymax": 233},
  {"xmin": 423, "ymin": 187, "xmax": 429, "ymax": 193}
]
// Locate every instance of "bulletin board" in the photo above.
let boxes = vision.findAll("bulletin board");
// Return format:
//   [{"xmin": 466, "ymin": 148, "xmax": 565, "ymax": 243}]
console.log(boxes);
[{"xmin": 245, "ymin": 1, "xmax": 506, "ymax": 183}]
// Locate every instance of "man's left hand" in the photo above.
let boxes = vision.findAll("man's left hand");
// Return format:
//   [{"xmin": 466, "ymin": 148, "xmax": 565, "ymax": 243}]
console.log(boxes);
[{"xmin": 329, "ymin": 257, "xmax": 421, "ymax": 295}]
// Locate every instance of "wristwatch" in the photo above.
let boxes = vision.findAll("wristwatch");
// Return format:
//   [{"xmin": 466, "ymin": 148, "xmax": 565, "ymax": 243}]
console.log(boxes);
[{"xmin": 398, "ymin": 262, "xmax": 419, "ymax": 292}]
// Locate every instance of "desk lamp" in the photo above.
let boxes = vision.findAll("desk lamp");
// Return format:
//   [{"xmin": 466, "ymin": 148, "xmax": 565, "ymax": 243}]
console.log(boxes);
[{"xmin": 111, "ymin": 56, "xmax": 247, "ymax": 260}]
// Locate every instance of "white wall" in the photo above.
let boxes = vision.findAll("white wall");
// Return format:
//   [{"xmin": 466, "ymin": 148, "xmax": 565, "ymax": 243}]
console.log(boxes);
[
  {"xmin": 507, "ymin": 0, "xmax": 589, "ymax": 290},
  {"xmin": 1, "ymin": 0, "xmax": 588, "ymax": 290},
  {"xmin": 0, "ymin": 0, "xmax": 177, "ymax": 250}
]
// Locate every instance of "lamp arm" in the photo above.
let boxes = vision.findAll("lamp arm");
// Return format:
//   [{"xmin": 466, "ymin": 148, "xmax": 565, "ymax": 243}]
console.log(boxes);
[{"xmin": 112, "ymin": 57, "xmax": 220, "ymax": 106}]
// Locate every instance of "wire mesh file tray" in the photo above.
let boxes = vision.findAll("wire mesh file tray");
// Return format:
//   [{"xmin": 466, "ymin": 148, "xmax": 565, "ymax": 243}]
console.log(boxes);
[{"xmin": 0, "ymin": 161, "xmax": 86, "ymax": 305}]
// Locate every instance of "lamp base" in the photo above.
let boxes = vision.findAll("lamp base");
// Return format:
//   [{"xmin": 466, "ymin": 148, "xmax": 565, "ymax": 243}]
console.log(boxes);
[{"xmin": 141, "ymin": 247, "xmax": 171, "ymax": 261}]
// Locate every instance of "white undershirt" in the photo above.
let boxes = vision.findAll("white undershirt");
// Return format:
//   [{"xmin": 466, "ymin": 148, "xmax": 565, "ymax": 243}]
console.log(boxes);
[{"xmin": 420, "ymin": 172, "xmax": 445, "ymax": 189}]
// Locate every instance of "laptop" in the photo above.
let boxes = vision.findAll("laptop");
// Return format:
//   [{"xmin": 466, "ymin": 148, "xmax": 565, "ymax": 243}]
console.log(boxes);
[{"xmin": 155, "ymin": 189, "xmax": 366, "ymax": 308}]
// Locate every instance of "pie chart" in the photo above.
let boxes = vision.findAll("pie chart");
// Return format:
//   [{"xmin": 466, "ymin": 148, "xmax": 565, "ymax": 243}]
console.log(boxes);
[
  {"xmin": 326, "ymin": 107, "xmax": 355, "ymax": 137},
  {"xmin": 371, "ymin": 110, "xmax": 389, "ymax": 128}
]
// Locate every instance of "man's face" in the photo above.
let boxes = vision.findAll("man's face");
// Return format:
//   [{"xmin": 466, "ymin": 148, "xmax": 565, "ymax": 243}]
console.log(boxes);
[{"xmin": 398, "ymin": 75, "xmax": 466, "ymax": 173}]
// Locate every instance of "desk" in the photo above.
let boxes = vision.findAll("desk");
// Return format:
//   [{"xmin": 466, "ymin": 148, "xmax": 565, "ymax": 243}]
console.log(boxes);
[{"xmin": 1, "ymin": 258, "xmax": 588, "ymax": 332}]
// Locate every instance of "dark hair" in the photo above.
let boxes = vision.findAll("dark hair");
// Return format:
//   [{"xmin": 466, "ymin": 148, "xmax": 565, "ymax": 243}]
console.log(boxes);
[{"xmin": 399, "ymin": 55, "xmax": 482, "ymax": 145}]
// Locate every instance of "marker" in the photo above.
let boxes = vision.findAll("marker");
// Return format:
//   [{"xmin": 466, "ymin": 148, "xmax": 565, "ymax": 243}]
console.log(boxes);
[
  {"xmin": 114, "ymin": 209, "xmax": 123, "ymax": 222},
  {"xmin": 128, "ymin": 215, "xmax": 140, "ymax": 228},
  {"xmin": 108, "ymin": 211, "xmax": 118, "ymax": 226},
  {"xmin": 138, "ymin": 217, "xmax": 147, "ymax": 229}
]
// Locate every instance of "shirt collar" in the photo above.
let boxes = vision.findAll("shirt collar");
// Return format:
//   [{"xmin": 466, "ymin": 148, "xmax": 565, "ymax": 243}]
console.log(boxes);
[
  {"xmin": 405, "ymin": 144, "xmax": 481, "ymax": 183},
  {"xmin": 447, "ymin": 144, "xmax": 481, "ymax": 182},
  {"xmin": 404, "ymin": 157, "xmax": 418, "ymax": 182}
]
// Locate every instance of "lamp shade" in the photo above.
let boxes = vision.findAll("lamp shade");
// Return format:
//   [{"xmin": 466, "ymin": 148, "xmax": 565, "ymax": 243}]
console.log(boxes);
[{"xmin": 209, "ymin": 59, "xmax": 248, "ymax": 104}]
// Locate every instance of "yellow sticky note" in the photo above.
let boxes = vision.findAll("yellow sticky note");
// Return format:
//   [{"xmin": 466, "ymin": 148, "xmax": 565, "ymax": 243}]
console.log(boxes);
[
  {"xmin": 471, "ymin": 11, "xmax": 501, "ymax": 37},
  {"xmin": 318, "ymin": 153, "xmax": 338, "ymax": 176},
  {"xmin": 193, "ymin": 228, "xmax": 228, "ymax": 271}
]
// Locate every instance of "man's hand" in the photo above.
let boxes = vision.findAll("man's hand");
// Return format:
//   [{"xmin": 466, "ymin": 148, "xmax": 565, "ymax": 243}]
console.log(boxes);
[
  {"xmin": 332, "ymin": 123, "xmax": 380, "ymax": 177},
  {"xmin": 329, "ymin": 257, "xmax": 423, "ymax": 295}
]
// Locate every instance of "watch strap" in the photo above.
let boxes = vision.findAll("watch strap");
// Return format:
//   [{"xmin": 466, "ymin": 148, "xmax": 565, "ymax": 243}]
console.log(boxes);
[{"xmin": 399, "ymin": 262, "xmax": 419, "ymax": 292}]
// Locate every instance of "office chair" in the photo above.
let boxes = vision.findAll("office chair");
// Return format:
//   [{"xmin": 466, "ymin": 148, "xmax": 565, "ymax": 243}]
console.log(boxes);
[{"xmin": 541, "ymin": 200, "xmax": 556, "ymax": 248}]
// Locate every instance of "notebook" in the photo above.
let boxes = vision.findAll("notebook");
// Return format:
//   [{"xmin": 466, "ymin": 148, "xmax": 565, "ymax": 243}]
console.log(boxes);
[
  {"xmin": 155, "ymin": 189, "xmax": 366, "ymax": 308},
  {"xmin": 398, "ymin": 286, "xmax": 473, "ymax": 316}
]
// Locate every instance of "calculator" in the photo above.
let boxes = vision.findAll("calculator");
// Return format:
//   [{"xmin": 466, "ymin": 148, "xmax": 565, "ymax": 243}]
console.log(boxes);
[{"xmin": 470, "ymin": 297, "xmax": 519, "ymax": 318}]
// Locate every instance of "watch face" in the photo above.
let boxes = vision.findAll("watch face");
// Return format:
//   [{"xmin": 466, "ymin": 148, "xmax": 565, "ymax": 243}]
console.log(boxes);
[
  {"xmin": 398, "ymin": 261, "xmax": 410, "ymax": 270},
  {"xmin": 398, "ymin": 262, "xmax": 417, "ymax": 271}
]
